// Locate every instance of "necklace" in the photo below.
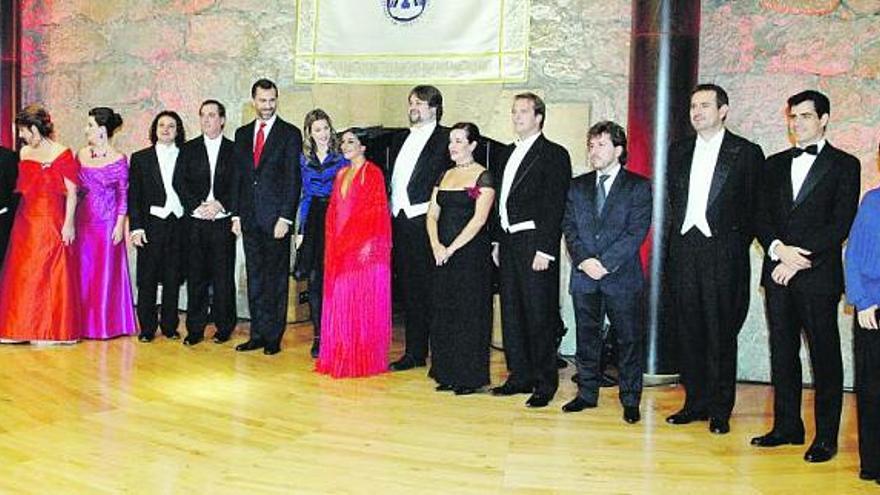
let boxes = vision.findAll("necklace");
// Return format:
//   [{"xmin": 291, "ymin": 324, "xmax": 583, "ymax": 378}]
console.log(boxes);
[
  {"xmin": 90, "ymin": 146, "xmax": 109, "ymax": 159},
  {"xmin": 455, "ymin": 160, "xmax": 475, "ymax": 168}
]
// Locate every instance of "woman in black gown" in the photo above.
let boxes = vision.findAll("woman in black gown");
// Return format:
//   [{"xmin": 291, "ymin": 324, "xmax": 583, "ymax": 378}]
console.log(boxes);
[{"xmin": 426, "ymin": 122, "xmax": 495, "ymax": 395}]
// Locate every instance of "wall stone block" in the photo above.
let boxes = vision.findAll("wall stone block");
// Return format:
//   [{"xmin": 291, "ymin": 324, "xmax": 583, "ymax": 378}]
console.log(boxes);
[
  {"xmin": 844, "ymin": 0, "xmax": 880, "ymax": 14},
  {"xmin": 43, "ymin": 19, "xmax": 110, "ymax": 66},
  {"xmin": 187, "ymin": 14, "xmax": 257, "ymax": 58},
  {"xmin": 760, "ymin": 0, "xmax": 841, "ymax": 14},
  {"xmin": 109, "ymin": 19, "xmax": 186, "ymax": 61},
  {"xmin": 700, "ymin": 5, "xmax": 758, "ymax": 74}
]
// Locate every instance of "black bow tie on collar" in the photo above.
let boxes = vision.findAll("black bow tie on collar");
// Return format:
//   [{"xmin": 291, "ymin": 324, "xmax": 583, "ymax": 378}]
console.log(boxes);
[{"xmin": 792, "ymin": 144, "xmax": 818, "ymax": 157}]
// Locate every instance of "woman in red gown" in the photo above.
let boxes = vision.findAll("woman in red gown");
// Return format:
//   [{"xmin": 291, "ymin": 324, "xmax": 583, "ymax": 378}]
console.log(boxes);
[
  {"xmin": 0, "ymin": 104, "xmax": 80, "ymax": 344},
  {"xmin": 316, "ymin": 128, "xmax": 392, "ymax": 378}
]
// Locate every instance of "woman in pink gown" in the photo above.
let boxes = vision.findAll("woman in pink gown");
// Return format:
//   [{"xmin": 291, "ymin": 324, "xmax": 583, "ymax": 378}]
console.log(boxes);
[
  {"xmin": 316, "ymin": 128, "xmax": 392, "ymax": 378},
  {"xmin": 75, "ymin": 107, "xmax": 137, "ymax": 339}
]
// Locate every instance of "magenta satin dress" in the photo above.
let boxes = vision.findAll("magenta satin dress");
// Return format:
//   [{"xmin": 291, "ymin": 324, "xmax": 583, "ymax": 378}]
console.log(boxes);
[{"xmin": 75, "ymin": 156, "xmax": 138, "ymax": 339}]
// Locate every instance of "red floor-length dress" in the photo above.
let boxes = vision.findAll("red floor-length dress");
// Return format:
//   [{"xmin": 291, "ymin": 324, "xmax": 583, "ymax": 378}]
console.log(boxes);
[
  {"xmin": 316, "ymin": 161, "xmax": 392, "ymax": 378},
  {"xmin": 0, "ymin": 149, "xmax": 81, "ymax": 342}
]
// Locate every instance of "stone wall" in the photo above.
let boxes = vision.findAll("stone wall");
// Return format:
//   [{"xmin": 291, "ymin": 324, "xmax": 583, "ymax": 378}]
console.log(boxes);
[{"xmin": 21, "ymin": 1, "xmax": 880, "ymax": 385}]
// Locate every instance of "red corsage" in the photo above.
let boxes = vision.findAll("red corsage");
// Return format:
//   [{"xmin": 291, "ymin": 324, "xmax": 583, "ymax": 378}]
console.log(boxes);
[{"xmin": 466, "ymin": 185, "xmax": 481, "ymax": 199}]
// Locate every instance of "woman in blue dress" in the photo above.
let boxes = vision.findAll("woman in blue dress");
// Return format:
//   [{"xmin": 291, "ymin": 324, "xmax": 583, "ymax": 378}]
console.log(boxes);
[{"xmin": 296, "ymin": 109, "xmax": 347, "ymax": 358}]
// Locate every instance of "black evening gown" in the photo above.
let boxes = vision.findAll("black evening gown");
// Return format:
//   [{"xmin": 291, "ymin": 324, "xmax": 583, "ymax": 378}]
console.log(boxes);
[{"xmin": 429, "ymin": 170, "xmax": 494, "ymax": 389}]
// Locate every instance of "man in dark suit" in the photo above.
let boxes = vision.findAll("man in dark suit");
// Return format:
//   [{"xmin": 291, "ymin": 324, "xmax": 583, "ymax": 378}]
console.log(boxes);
[
  {"xmin": 173, "ymin": 100, "xmax": 237, "ymax": 346},
  {"xmin": 561, "ymin": 121, "xmax": 651, "ymax": 423},
  {"xmin": 129, "ymin": 111, "xmax": 188, "ymax": 342},
  {"xmin": 490, "ymin": 92, "xmax": 572, "ymax": 408},
  {"xmin": 230, "ymin": 79, "xmax": 301, "ymax": 356},
  {"xmin": 751, "ymin": 90, "xmax": 860, "ymax": 463},
  {"xmin": 664, "ymin": 84, "xmax": 764, "ymax": 435},
  {"xmin": 0, "ymin": 145, "xmax": 18, "ymax": 266},
  {"xmin": 387, "ymin": 85, "xmax": 450, "ymax": 371}
]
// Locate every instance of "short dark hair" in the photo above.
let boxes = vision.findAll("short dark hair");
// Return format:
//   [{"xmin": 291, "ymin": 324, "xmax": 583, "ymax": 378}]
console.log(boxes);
[
  {"xmin": 200, "ymin": 99, "xmax": 226, "ymax": 119},
  {"xmin": 15, "ymin": 104, "xmax": 53, "ymax": 138},
  {"xmin": 515, "ymin": 92, "xmax": 546, "ymax": 129},
  {"xmin": 340, "ymin": 127, "xmax": 370, "ymax": 148},
  {"xmin": 787, "ymin": 90, "xmax": 831, "ymax": 120},
  {"xmin": 149, "ymin": 110, "xmax": 186, "ymax": 147},
  {"xmin": 251, "ymin": 78, "xmax": 278, "ymax": 98},
  {"xmin": 199, "ymin": 100, "xmax": 226, "ymax": 129},
  {"xmin": 450, "ymin": 122, "xmax": 481, "ymax": 144},
  {"xmin": 692, "ymin": 84, "xmax": 729, "ymax": 108},
  {"xmin": 409, "ymin": 85, "xmax": 443, "ymax": 122},
  {"xmin": 588, "ymin": 120, "xmax": 628, "ymax": 166},
  {"xmin": 89, "ymin": 107, "xmax": 124, "ymax": 138}
]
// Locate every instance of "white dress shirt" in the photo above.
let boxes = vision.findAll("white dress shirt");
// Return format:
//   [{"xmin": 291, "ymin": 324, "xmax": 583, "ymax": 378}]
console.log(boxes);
[
  {"xmin": 499, "ymin": 132, "xmax": 541, "ymax": 232},
  {"xmin": 769, "ymin": 139, "xmax": 826, "ymax": 260},
  {"xmin": 680, "ymin": 128, "xmax": 725, "ymax": 237},
  {"xmin": 149, "ymin": 143, "xmax": 183, "ymax": 220},
  {"xmin": 192, "ymin": 134, "xmax": 229, "ymax": 220},
  {"xmin": 391, "ymin": 121, "xmax": 436, "ymax": 218}
]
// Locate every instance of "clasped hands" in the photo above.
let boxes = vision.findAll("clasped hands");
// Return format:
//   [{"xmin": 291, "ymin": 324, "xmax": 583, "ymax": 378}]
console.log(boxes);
[
  {"xmin": 193, "ymin": 200, "xmax": 224, "ymax": 220},
  {"xmin": 771, "ymin": 243, "xmax": 812, "ymax": 286},
  {"xmin": 578, "ymin": 258, "xmax": 609, "ymax": 280},
  {"xmin": 431, "ymin": 242, "xmax": 454, "ymax": 266}
]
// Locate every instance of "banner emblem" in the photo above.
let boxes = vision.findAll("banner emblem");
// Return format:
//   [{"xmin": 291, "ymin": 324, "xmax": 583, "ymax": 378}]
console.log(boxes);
[{"xmin": 385, "ymin": 0, "xmax": 427, "ymax": 23}]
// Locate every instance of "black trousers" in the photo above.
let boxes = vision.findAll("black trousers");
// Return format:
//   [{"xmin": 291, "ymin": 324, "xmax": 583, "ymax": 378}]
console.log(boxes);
[
  {"xmin": 393, "ymin": 213, "xmax": 433, "ymax": 361},
  {"xmin": 185, "ymin": 217, "xmax": 237, "ymax": 339},
  {"xmin": 855, "ymin": 320, "xmax": 880, "ymax": 474},
  {"xmin": 764, "ymin": 286, "xmax": 842, "ymax": 443},
  {"xmin": 669, "ymin": 230, "xmax": 744, "ymax": 419},
  {"xmin": 572, "ymin": 291, "xmax": 644, "ymax": 407},
  {"xmin": 242, "ymin": 227, "xmax": 291, "ymax": 345},
  {"xmin": 136, "ymin": 215, "xmax": 183, "ymax": 337},
  {"xmin": 498, "ymin": 230, "xmax": 560, "ymax": 397}
]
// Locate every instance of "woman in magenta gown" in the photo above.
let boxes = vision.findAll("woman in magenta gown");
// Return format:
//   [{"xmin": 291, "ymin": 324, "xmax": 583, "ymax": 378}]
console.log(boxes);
[
  {"xmin": 316, "ymin": 128, "xmax": 392, "ymax": 378},
  {"xmin": 75, "ymin": 107, "xmax": 137, "ymax": 339},
  {"xmin": 0, "ymin": 105, "xmax": 80, "ymax": 343}
]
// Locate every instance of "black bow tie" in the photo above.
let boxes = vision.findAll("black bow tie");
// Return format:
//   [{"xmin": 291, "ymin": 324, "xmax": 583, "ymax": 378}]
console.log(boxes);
[{"xmin": 792, "ymin": 144, "xmax": 818, "ymax": 157}]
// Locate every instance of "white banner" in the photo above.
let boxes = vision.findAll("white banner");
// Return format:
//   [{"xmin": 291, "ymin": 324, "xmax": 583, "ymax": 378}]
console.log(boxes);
[{"xmin": 295, "ymin": 0, "xmax": 530, "ymax": 84}]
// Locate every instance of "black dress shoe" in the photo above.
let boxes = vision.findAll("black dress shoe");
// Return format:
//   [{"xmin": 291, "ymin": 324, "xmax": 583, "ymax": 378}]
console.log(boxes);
[
  {"xmin": 212, "ymin": 332, "xmax": 231, "ymax": 344},
  {"xmin": 490, "ymin": 383, "xmax": 532, "ymax": 396},
  {"xmin": 263, "ymin": 342, "xmax": 281, "ymax": 355},
  {"xmin": 623, "ymin": 406, "xmax": 641, "ymax": 424},
  {"xmin": 183, "ymin": 334, "xmax": 203, "ymax": 346},
  {"xmin": 138, "ymin": 333, "xmax": 155, "ymax": 343},
  {"xmin": 804, "ymin": 441, "xmax": 837, "ymax": 463},
  {"xmin": 389, "ymin": 355, "xmax": 426, "ymax": 371},
  {"xmin": 859, "ymin": 470, "xmax": 879, "ymax": 481},
  {"xmin": 525, "ymin": 394, "xmax": 551, "ymax": 408},
  {"xmin": 709, "ymin": 417, "xmax": 730, "ymax": 434},
  {"xmin": 750, "ymin": 431, "xmax": 805, "ymax": 447},
  {"xmin": 556, "ymin": 357, "xmax": 568, "ymax": 369},
  {"xmin": 561, "ymin": 397, "xmax": 597, "ymax": 413},
  {"xmin": 310, "ymin": 338, "xmax": 320, "ymax": 359},
  {"xmin": 235, "ymin": 339, "xmax": 264, "ymax": 352},
  {"xmin": 454, "ymin": 387, "xmax": 478, "ymax": 396},
  {"xmin": 163, "ymin": 331, "xmax": 181, "ymax": 340},
  {"xmin": 435, "ymin": 384, "xmax": 455, "ymax": 392},
  {"xmin": 665, "ymin": 408, "xmax": 709, "ymax": 425}
]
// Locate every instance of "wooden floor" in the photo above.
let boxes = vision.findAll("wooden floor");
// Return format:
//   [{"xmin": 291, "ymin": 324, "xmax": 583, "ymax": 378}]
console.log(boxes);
[{"xmin": 0, "ymin": 322, "xmax": 874, "ymax": 495}]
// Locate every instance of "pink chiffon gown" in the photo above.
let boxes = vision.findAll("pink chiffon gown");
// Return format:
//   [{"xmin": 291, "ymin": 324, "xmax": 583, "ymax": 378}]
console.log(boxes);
[
  {"xmin": 75, "ymin": 156, "xmax": 138, "ymax": 339},
  {"xmin": 316, "ymin": 161, "xmax": 392, "ymax": 378}
]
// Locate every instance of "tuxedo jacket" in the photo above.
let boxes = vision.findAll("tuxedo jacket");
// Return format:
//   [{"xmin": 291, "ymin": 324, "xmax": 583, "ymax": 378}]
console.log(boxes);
[
  {"xmin": 387, "ymin": 125, "xmax": 450, "ymax": 206},
  {"xmin": 666, "ymin": 130, "xmax": 764, "ymax": 260},
  {"xmin": 563, "ymin": 169, "xmax": 652, "ymax": 296},
  {"xmin": 0, "ymin": 146, "xmax": 18, "ymax": 213},
  {"xmin": 231, "ymin": 118, "xmax": 302, "ymax": 234},
  {"xmin": 173, "ymin": 135, "xmax": 236, "ymax": 216},
  {"xmin": 129, "ymin": 146, "xmax": 181, "ymax": 232},
  {"xmin": 756, "ymin": 142, "xmax": 860, "ymax": 295},
  {"xmin": 491, "ymin": 134, "xmax": 572, "ymax": 257}
]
